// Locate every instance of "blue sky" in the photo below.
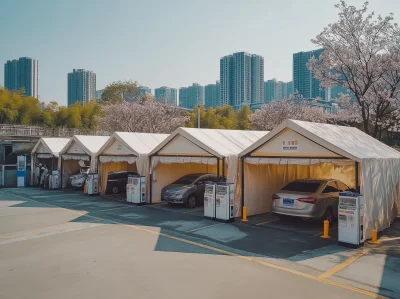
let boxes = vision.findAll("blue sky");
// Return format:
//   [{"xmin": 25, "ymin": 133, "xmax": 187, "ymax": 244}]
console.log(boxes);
[{"xmin": 1, "ymin": 0, "xmax": 399, "ymax": 105}]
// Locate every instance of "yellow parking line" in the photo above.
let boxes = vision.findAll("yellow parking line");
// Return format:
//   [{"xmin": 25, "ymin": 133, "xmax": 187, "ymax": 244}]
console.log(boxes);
[
  {"xmin": 379, "ymin": 236, "xmax": 400, "ymax": 242},
  {"xmin": 0, "ymin": 190, "xmax": 389, "ymax": 299},
  {"xmin": 255, "ymin": 219, "xmax": 279, "ymax": 226},
  {"xmin": 187, "ymin": 223, "xmax": 224, "ymax": 233},
  {"xmin": 127, "ymin": 223, "xmax": 387, "ymax": 299},
  {"xmin": 318, "ymin": 248, "xmax": 369, "ymax": 279}
]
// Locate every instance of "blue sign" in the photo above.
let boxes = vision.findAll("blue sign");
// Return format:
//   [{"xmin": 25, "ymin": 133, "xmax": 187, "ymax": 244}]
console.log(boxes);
[{"xmin": 16, "ymin": 156, "xmax": 27, "ymax": 187}]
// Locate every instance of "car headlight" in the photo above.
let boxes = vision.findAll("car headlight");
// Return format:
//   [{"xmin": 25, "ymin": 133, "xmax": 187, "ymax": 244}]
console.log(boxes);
[{"xmin": 174, "ymin": 188, "xmax": 189, "ymax": 196}]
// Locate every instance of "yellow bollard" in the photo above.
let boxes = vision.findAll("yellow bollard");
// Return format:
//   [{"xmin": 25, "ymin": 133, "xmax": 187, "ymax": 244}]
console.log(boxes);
[
  {"xmin": 242, "ymin": 206, "xmax": 248, "ymax": 222},
  {"xmin": 321, "ymin": 220, "xmax": 331, "ymax": 239},
  {"xmin": 83, "ymin": 185, "xmax": 87, "ymax": 194},
  {"xmin": 368, "ymin": 229, "xmax": 380, "ymax": 244}
]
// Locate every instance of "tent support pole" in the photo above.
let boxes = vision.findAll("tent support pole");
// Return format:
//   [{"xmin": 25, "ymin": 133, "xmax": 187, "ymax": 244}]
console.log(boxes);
[
  {"xmin": 149, "ymin": 156, "xmax": 153, "ymax": 204},
  {"xmin": 222, "ymin": 158, "xmax": 225, "ymax": 178},
  {"xmin": 217, "ymin": 158, "xmax": 220, "ymax": 178},
  {"xmin": 241, "ymin": 158, "xmax": 245, "ymax": 210},
  {"xmin": 355, "ymin": 162, "xmax": 359, "ymax": 193},
  {"xmin": 60, "ymin": 155, "xmax": 63, "ymax": 189}
]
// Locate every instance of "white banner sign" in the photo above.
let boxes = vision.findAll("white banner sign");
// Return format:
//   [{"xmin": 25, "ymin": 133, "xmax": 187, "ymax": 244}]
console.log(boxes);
[{"xmin": 282, "ymin": 140, "xmax": 299, "ymax": 152}]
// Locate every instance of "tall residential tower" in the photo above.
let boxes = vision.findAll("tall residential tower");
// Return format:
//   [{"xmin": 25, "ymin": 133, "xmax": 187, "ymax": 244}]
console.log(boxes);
[
  {"xmin": 67, "ymin": 69, "xmax": 96, "ymax": 106},
  {"xmin": 293, "ymin": 49, "xmax": 325, "ymax": 99},
  {"xmin": 155, "ymin": 86, "xmax": 177, "ymax": 105},
  {"xmin": 220, "ymin": 52, "xmax": 264, "ymax": 109},
  {"xmin": 205, "ymin": 81, "xmax": 220, "ymax": 109},
  {"xmin": 4, "ymin": 57, "xmax": 38, "ymax": 98},
  {"xmin": 179, "ymin": 83, "xmax": 205, "ymax": 109}
]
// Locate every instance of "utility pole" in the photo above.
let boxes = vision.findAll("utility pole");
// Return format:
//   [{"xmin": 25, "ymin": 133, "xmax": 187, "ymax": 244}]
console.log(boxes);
[{"xmin": 197, "ymin": 104, "xmax": 201, "ymax": 128}]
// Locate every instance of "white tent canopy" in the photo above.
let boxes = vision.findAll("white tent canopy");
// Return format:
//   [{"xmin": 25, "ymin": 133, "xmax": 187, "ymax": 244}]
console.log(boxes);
[
  {"xmin": 32, "ymin": 137, "xmax": 70, "ymax": 158},
  {"xmin": 97, "ymin": 132, "xmax": 169, "ymax": 195},
  {"xmin": 30, "ymin": 138, "xmax": 70, "ymax": 184},
  {"xmin": 149, "ymin": 127, "xmax": 268, "ymax": 211},
  {"xmin": 240, "ymin": 119, "xmax": 400, "ymax": 238},
  {"xmin": 58, "ymin": 135, "xmax": 109, "ymax": 187}
]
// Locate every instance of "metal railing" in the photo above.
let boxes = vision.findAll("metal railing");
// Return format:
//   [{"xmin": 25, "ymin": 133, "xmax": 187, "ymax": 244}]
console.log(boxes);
[{"xmin": 0, "ymin": 124, "xmax": 109, "ymax": 137}]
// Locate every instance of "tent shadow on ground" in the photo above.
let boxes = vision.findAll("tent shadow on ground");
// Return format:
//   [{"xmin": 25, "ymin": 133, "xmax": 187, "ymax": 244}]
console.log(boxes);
[{"xmin": 0, "ymin": 189, "xmax": 355, "ymax": 259}]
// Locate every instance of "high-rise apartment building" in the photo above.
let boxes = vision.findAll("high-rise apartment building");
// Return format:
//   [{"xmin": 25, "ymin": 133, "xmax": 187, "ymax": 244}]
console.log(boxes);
[
  {"xmin": 293, "ymin": 49, "xmax": 325, "ymax": 99},
  {"xmin": 155, "ymin": 86, "xmax": 177, "ymax": 105},
  {"xmin": 286, "ymin": 81, "xmax": 294, "ymax": 97},
  {"xmin": 4, "ymin": 57, "xmax": 38, "ymax": 98},
  {"xmin": 205, "ymin": 81, "xmax": 220, "ymax": 109},
  {"xmin": 264, "ymin": 79, "xmax": 293, "ymax": 103},
  {"xmin": 220, "ymin": 52, "xmax": 264, "ymax": 109},
  {"xmin": 179, "ymin": 83, "xmax": 205, "ymax": 109},
  {"xmin": 67, "ymin": 69, "xmax": 96, "ymax": 106},
  {"xmin": 139, "ymin": 86, "xmax": 152, "ymax": 95}
]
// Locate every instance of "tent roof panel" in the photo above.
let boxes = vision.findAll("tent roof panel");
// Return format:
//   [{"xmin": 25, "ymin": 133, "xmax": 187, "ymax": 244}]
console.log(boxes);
[
  {"xmin": 60, "ymin": 135, "xmax": 110, "ymax": 156},
  {"xmin": 31, "ymin": 138, "xmax": 70, "ymax": 158},
  {"xmin": 98, "ymin": 132, "xmax": 169, "ymax": 156},
  {"xmin": 240, "ymin": 119, "xmax": 400, "ymax": 161},
  {"xmin": 150, "ymin": 127, "xmax": 269, "ymax": 158}
]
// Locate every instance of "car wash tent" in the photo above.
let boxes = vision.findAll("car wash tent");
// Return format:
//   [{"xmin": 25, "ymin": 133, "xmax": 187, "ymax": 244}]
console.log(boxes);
[
  {"xmin": 30, "ymin": 138, "xmax": 70, "ymax": 185},
  {"xmin": 240, "ymin": 119, "xmax": 400, "ymax": 238},
  {"xmin": 97, "ymin": 132, "xmax": 169, "ymax": 195},
  {"xmin": 149, "ymin": 128, "xmax": 268, "ymax": 212},
  {"xmin": 58, "ymin": 135, "xmax": 109, "ymax": 188}
]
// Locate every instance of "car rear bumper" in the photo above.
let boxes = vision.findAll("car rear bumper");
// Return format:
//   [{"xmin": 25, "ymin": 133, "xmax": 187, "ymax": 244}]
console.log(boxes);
[{"xmin": 271, "ymin": 206, "xmax": 325, "ymax": 219}]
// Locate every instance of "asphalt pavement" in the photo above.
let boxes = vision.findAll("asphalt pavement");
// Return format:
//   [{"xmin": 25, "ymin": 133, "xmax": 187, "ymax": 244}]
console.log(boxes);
[{"xmin": 0, "ymin": 188, "xmax": 398, "ymax": 299}]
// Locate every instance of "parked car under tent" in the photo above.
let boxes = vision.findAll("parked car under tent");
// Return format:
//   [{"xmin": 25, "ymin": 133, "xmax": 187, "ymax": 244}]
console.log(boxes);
[
  {"xmin": 239, "ymin": 119, "xmax": 400, "ymax": 238},
  {"xmin": 96, "ymin": 132, "xmax": 168, "ymax": 197},
  {"xmin": 58, "ymin": 135, "xmax": 109, "ymax": 188},
  {"xmin": 148, "ymin": 127, "xmax": 268, "ymax": 214}
]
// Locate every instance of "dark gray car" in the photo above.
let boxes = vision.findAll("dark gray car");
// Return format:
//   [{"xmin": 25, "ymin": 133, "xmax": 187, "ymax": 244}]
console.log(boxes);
[{"xmin": 161, "ymin": 173, "xmax": 225, "ymax": 208}]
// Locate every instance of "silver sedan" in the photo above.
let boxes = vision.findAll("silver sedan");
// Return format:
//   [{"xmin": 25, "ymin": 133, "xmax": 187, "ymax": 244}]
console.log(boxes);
[{"xmin": 271, "ymin": 179, "xmax": 352, "ymax": 222}]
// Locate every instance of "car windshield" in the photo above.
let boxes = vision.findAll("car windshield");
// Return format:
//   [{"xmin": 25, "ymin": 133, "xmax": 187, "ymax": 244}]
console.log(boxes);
[
  {"xmin": 281, "ymin": 181, "xmax": 322, "ymax": 193},
  {"xmin": 173, "ymin": 174, "xmax": 203, "ymax": 185}
]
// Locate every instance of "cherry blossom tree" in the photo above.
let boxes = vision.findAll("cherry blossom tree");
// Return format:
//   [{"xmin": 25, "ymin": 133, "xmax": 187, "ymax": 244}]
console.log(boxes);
[
  {"xmin": 249, "ymin": 95, "xmax": 330, "ymax": 131},
  {"xmin": 307, "ymin": 1, "xmax": 400, "ymax": 139},
  {"xmin": 97, "ymin": 99, "xmax": 189, "ymax": 133}
]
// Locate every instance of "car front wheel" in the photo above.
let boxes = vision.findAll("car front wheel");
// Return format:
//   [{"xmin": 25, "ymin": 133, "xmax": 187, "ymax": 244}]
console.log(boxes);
[{"xmin": 185, "ymin": 195, "xmax": 197, "ymax": 209}]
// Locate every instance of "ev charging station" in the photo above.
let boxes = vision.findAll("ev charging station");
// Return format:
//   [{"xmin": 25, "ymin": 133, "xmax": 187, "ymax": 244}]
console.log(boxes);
[
  {"xmin": 338, "ymin": 192, "xmax": 365, "ymax": 248},
  {"xmin": 204, "ymin": 182, "xmax": 234, "ymax": 222},
  {"xmin": 127, "ymin": 175, "xmax": 146, "ymax": 204},
  {"xmin": 215, "ymin": 182, "xmax": 234, "ymax": 222},
  {"xmin": 204, "ymin": 182, "xmax": 216, "ymax": 220},
  {"xmin": 50, "ymin": 170, "xmax": 60, "ymax": 189},
  {"xmin": 16, "ymin": 156, "xmax": 27, "ymax": 187},
  {"xmin": 85, "ymin": 173, "xmax": 99, "ymax": 195}
]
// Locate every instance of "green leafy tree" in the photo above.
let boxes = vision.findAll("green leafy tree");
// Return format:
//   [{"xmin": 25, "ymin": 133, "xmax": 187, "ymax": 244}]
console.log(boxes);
[{"xmin": 100, "ymin": 80, "xmax": 141, "ymax": 104}]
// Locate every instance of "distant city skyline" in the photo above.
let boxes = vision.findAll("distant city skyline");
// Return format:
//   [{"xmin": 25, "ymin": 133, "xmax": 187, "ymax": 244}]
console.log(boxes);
[{"xmin": 2, "ymin": 0, "xmax": 395, "ymax": 105}]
